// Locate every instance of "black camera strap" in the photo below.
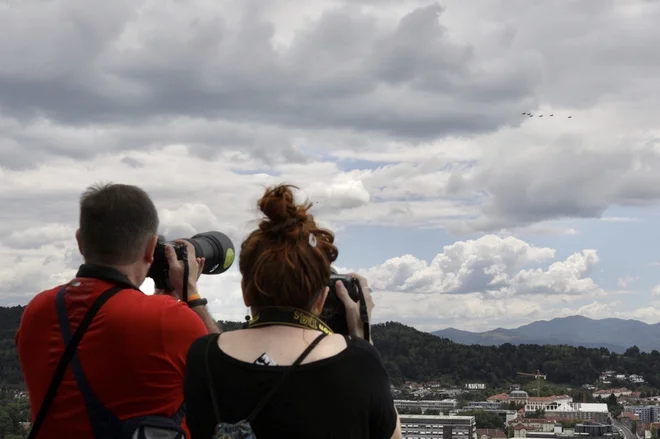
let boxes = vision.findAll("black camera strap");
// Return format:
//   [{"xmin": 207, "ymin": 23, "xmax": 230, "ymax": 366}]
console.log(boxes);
[
  {"xmin": 244, "ymin": 307, "xmax": 334, "ymax": 335},
  {"xmin": 28, "ymin": 285, "xmax": 124, "ymax": 439},
  {"xmin": 355, "ymin": 282, "xmax": 371, "ymax": 342},
  {"xmin": 180, "ymin": 246, "xmax": 190, "ymax": 302}
]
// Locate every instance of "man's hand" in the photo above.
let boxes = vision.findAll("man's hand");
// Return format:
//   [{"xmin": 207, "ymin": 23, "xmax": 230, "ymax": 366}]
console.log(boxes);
[{"xmin": 165, "ymin": 240, "xmax": 203, "ymax": 300}]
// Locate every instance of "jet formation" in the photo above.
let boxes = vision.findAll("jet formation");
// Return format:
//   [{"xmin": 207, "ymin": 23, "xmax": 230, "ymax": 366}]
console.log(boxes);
[{"xmin": 522, "ymin": 112, "xmax": 571, "ymax": 118}]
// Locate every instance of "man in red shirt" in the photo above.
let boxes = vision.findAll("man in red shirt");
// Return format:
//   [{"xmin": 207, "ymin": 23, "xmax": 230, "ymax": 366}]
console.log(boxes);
[{"xmin": 16, "ymin": 183, "xmax": 220, "ymax": 438}]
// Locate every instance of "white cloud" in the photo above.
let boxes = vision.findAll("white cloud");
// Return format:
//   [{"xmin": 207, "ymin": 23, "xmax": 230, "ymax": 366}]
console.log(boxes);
[
  {"xmin": 2, "ymin": 224, "xmax": 76, "ymax": 249},
  {"xmin": 327, "ymin": 235, "xmax": 617, "ymax": 332},
  {"xmin": 3, "ymin": 0, "xmax": 660, "ymax": 334},
  {"xmin": 618, "ymin": 275, "xmax": 639, "ymax": 289},
  {"xmin": 652, "ymin": 285, "xmax": 660, "ymax": 297},
  {"xmin": 361, "ymin": 235, "xmax": 561, "ymax": 295}
]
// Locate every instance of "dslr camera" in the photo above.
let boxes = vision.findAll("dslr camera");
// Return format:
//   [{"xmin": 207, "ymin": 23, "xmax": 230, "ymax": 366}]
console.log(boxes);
[
  {"xmin": 320, "ymin": 268, "xmax": 370, "ymax": 339},
  {"xmin": 147, "ymin": 231, "xmax": 235, "ymax": 291}
]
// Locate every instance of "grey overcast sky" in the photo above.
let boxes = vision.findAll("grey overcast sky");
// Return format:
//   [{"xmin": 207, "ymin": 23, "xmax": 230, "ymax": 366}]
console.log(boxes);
[{"xmin": 2, "ymin": 0, "xmax": 660, "ymax": 331}]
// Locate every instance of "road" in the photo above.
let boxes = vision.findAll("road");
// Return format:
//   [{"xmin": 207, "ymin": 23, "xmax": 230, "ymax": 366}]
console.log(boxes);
[{"xmin": 613, "ymin": 420, "xmax": 637, "ymax": 439}]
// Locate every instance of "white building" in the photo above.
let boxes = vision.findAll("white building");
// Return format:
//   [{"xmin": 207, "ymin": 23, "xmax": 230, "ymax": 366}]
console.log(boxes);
[
  {"xmin": 544, "ymin": 402, "xmax": 610, "ymax": 423},
  {"xmin": 399, "ymin": 415, "xmax": 476, "ymax": 439},
  {"xmin": 524, "ymin": 395, "xmax": 573, "ymax": 412},
  {"xmin": 592, "ymin": 388, "xmax": 632, "ymax": 399},
  {"xmin": 510, "ymin": 391, "xmax": 530, "ymax": 404}
]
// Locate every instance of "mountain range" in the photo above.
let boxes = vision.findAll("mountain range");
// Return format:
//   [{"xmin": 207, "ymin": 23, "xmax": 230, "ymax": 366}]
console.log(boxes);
[{"xmin": 432, "ymin": 315, "xmax": 660, "ymax": 353}]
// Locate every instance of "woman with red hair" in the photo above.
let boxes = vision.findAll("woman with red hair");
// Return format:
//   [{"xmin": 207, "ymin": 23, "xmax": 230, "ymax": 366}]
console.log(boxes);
[{"xmin": 184, "ymin": 184, "xmax": 401, "ymax": 438}]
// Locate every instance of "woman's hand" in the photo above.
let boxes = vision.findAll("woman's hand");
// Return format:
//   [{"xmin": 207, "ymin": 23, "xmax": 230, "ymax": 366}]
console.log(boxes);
[{"xmin": 335, "ymin": 273, "xmax": 374, "ymax": 343}]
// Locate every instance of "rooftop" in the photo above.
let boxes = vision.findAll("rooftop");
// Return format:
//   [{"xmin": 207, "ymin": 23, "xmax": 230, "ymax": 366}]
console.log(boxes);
[
  {"xmin": 394, "ymin": 399, "xmax": 457, "ymax": 403},
  {"xmin": 399, "ymin": 415, "xmax": 476, "ymax": 420},
  {"xmin": 577, "ymin": 403, "xmax": 609, "ymax": 413},
  {"xmin": 548, "ymin": 403, "xmax": 609, "ymax": 413}
]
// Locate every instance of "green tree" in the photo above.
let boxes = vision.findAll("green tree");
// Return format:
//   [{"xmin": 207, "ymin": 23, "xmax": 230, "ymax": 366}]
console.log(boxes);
[
  {"xmin": 6, "ymin": 311, "xmax": 660, "ymax": 415},
  {"xmin": 606, "ymin": 393, "xmax": 618, "ymax": 408},
  {"xmin": 525, "ymin": 408, "xmax": 545, "ymax": 418},
  {"xmin": 461, "ymin": 411, "xmax": 504, "ymax": 429}
]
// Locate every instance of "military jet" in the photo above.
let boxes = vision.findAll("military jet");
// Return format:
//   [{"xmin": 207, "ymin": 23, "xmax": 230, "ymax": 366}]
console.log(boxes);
[{"xmin": 520, "ymin": 112, "xmax": 572, "ymax": 119}]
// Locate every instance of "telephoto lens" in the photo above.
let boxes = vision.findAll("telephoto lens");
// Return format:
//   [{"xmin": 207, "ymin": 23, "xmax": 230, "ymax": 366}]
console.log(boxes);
[
  {"xmin": 147, "ymin": 231, "xmax": 235, "ymax": 290},
  {"xmin": 182, "ymin": 231, "xmax": 235, "ymax": 275}
]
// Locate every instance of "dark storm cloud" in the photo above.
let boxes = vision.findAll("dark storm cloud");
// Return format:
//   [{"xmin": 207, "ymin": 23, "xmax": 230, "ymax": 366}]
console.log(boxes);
[
  {"xmin": 0, "ymin": 1, "xmax": 540, "ymax": 141},
  {"xmin": 2, "ymin": 0, "xmax": 660, "ymax": 236},
  {"xmin": 447, "ymin": 0, "xmax": 660, "ymax": 109}
]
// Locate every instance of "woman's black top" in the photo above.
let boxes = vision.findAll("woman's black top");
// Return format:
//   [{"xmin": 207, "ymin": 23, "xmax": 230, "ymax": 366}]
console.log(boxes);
[{"xmin": 184, "ymin": 333, "xmax": 398, "ymax": 439}]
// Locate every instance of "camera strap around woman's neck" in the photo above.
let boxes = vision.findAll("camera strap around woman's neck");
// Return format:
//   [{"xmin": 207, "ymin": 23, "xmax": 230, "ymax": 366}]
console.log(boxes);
[
  {"xmin": 205, "ymin": 332, "xmax": 328, "ymax": 426},
  {"xmin": 243, "ymin": 306, "xmax": 334, "ymax": 335}
]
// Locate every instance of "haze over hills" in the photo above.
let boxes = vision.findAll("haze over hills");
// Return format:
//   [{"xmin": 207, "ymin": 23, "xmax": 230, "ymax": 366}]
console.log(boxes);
[{"xmin": 432, "ymin": 315, "xmax": 660, "ymax": 353}]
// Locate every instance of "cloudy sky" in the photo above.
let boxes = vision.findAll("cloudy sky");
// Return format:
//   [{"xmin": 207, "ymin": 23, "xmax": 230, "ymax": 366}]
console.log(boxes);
[{"xmin": 2, "ymin": 0, "xmax": 660, "ymax": 332}]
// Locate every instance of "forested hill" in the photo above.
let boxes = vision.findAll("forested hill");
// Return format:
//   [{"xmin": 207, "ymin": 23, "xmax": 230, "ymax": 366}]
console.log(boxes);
[
  {"xmin": 0, "ymin": 306, "xmax": 25, "ymax": 389},
  {"xmin": 370, "ymin": 322, "xmax": 660, "ymax": 387},
  {"xmin": 3, "ymin": 306, "xmax": 660, "ymax": 389}
]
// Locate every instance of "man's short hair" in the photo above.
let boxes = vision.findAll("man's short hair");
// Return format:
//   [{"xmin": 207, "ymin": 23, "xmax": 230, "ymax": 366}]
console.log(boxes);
[{"xmin": 79, "ymin": 183, "xmax": 159, "ymax": 265}]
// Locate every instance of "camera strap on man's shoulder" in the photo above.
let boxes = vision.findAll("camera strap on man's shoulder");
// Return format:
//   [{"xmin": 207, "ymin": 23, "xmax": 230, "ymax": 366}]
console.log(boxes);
[
  {"xmin": 28, "ymin": 284, "xmax": 187, "ymax": 439},
  {"xmin": 28, "ymin": 284, "xmax": 123, "ymax": 438}
]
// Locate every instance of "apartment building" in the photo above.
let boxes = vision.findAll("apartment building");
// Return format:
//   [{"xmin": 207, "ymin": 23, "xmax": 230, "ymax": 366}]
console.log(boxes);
[
  {"xmin": 464, "ymin": 401, "xmax": 504, "ymax": 411},
  {"xmin": 399, "ymin": 415, "xmax": 476, "ymax": 439},
  {"xmin": 543, "ymin": 402, "xmax": 610, "ymax": 423},
  {"xmin": 622, "ymin": 405, "xmax": 660, "ymax": 424},
  {"xmin": 395, "ymin": 399, "xmax": 459, "ymax": 413},
  {"xmin": 511, "ymin": 420, "xmax": 612, "ymax": 438}
]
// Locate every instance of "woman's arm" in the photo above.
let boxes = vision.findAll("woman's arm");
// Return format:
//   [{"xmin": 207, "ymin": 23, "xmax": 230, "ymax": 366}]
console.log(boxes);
[{"xmin": 390, "ymin": 407, "xmax": 403, "ymax": 439}]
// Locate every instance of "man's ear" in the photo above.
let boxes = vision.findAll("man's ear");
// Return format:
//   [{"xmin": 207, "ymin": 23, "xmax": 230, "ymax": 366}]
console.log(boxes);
[
  {"xmin": 75, "ymin": 229, "xmax": 84, "ymax": 257},
  {"xmin": 144, "ymin": 235, "xmax": 158, "ymax": 264}
]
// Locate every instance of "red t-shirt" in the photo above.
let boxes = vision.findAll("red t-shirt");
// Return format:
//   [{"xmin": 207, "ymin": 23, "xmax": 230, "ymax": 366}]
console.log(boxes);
[{"xmin": 16, "ymin": 274, "xmax": 208, "ymax": 438}]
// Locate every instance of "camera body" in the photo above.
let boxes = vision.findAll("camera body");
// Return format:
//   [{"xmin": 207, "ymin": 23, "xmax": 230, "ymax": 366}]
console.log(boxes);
[
  {"xmin": 147, "ymin": 231, "xmax": 235, "ymax": 291},
  {"xmin": 320, "ymin": 271, "xmax": 361, "ymax": 335}
]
